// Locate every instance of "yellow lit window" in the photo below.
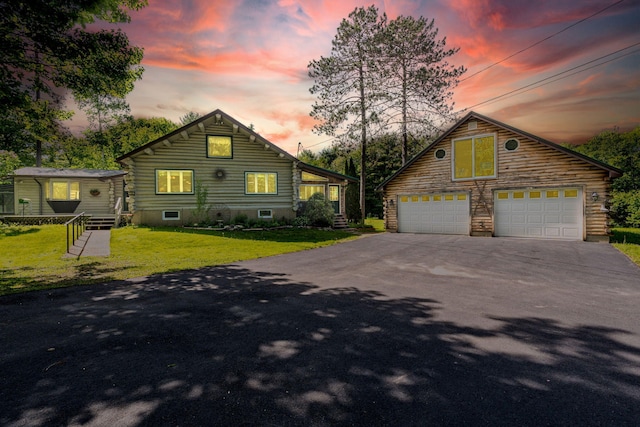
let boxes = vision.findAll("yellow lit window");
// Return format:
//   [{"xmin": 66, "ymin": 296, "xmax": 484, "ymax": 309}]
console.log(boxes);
[
  {"xmin": 433, "ymin": 195, "xmax": 441, "ymax": 201},
  {"xmin": 246, "ymin": 172, "xmax": 277, "ymax": 194},
  {"xmin": 300, "ymin": 185, "xmax": 325, "ymax": 201},
  {"xmin": 497, "ymin": 192, "xmax": 509, "ymax": 200},
  {"xmin": 546, "ymin": 190, "xmax": 559, "ymax": 198},
  {"xmin": 457, "ymin": 194, "xmax": 467, "ymax": 201},
  {"xmin": 513, "ymin": 191, "xmax": 524, "ymax": 199},
  {"xmin": 564, "ymin": 189, "xmax": 578, "ymax": 198},
  {"xmin": 453, "ymin": 134, "xmax": 496, "ymax": 180},
  {"xmin": 411, "ymin": 196, "xmax": 419, "ymax": 202},
  {"xmin": 47, "ymin": 181, "xmax": 80, "ymax": 200},
  {"xmin": 422, "ymin": 195, "xmax": 429, "ymax": 202},
  {"xmin": 454, "ymin": 138, "xmax": 473, "ymax": 179},
  {"xmin": 301, "ymin": 172, "xmax": 328, "ymax": 181},
  {"xmin": 207, "ymin": 135, "xmax": 232, "ymax": 158},
  {"xmin": 529, "ymin": 191, "xmax": 541, "ymax": 199},
  {"xmin": 156, "ymin": 170, "xmax": 193, "ymax": 194},
  {"xmin": 329, "ymin": 185, "xmax": 339, "ymax": 202},
  {"xmin": 445, "ymin": 194, "xmax": 454, "ymax": 201},
  {"xmin": 475, "ymin": 136, "xmax": 495, "ymax": 177},
  {"xmin": 401, "ymin": 196, "xmax": 408, "ymax": 203}
]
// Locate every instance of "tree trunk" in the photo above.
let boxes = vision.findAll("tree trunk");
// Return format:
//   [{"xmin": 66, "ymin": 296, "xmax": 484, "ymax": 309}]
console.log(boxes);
[
  {"xmin": 359, "ymin": 62, "xmax": 367, "ymax": 223},
  {"xmin": 401, "ymin": 60, "xmax": 408, "ymax": 165}
]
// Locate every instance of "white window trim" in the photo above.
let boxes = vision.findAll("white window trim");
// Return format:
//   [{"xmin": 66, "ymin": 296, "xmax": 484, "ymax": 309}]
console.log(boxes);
[
  {"xmin": 156, "ymin": 170, "xmax": 194, "ymax": 194},
  {"xmin": 245, "ymin": 172, "xmax": 278, "ymax": 195},
  {"xmin": 451, "ymin": 132, "xmax": 497, "ymax": 181},
  {"xmin": 257, "ymin": 209, "xmax": 273, "ymax": 219},
  {"xmin": 47, "ymin": 180, "xmax": 81, "ymax": 201},
  {"xmin": 162, "ymin": 210, "xmax": 181, "ymax": 220}
]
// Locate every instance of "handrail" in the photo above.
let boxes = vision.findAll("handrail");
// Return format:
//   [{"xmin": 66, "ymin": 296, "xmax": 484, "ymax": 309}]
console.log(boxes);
[
  {"xmin": 114, "ymin": 197, "xmax": 122, "ymax": 228},
  {"xmin": 65, "ymin": 212, "xmax": 88, "ymax": 254}
]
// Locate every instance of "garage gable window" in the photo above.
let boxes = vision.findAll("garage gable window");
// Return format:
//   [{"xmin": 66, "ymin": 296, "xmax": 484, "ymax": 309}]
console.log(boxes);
[{"xmin": 452, "ymin": 133, "xmax": 496, "ymax": 180}]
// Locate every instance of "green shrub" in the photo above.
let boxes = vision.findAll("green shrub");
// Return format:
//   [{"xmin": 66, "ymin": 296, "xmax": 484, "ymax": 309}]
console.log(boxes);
[
  {"xmin": 232, "ymin": 213, "xmax": 249, "ymax": 226},
  {"xmin": 610, "ymin": 190, "xmax": 640, "ymax": 228},
  {"xmin": 293, "ymin": 216, "xmax": 309, "ymax": 227},
  {"xmin": 303, "ymin": 193, "xmax": 335, "ymax": 227}
]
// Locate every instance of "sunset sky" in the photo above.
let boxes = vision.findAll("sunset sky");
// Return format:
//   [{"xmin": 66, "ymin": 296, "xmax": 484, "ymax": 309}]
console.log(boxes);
[{"xmin": 76, "ymin": 0, "xmax": 640, "ymax": 154}]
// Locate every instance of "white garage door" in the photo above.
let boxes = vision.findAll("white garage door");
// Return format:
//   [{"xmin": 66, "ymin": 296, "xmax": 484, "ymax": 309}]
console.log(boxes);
[
  {"xmin": 494, "ymin": 188, "xmax": 583, "ymax": 240},
  {"xmin": 398, "ymin": 193, "xmax": 470, "ymax": 234}
]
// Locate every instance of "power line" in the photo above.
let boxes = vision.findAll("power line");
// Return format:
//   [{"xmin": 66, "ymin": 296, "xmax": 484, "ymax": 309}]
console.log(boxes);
[
  {"xmin": 460, "ymin": 0, "xmax": 626, "ymax": 82},
  {"xmin": 459, "ymin": 41, "xmax": 640, "ymax": 112}
]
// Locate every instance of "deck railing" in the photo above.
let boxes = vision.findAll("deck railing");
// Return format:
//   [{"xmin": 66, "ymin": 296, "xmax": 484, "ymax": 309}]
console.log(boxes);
[{"xmin": 65, "ymin": 212, "xmax": 88, "ymax": 254}]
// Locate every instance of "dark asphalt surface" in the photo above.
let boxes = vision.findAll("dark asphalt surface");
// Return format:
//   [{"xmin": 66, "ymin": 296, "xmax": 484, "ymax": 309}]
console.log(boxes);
[{"xmin": 1, "ymin": 233, "xmax": 640, "ymax": 426}]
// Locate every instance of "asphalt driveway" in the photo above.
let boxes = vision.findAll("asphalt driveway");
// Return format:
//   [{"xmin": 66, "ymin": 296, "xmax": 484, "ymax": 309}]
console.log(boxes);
[{"xmin": 1, "ymin": 234, "xmax": 639, "ymax": 426}]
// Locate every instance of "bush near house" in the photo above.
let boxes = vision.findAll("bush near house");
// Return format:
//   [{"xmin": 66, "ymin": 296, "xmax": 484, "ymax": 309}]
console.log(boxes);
[
  {"xmin": 302, "ymin": 193, "xmax": 335, "ymax": 227},
  {"xmin": 610, "ymin": 190, "xmax": 640, "ymax": 228}
]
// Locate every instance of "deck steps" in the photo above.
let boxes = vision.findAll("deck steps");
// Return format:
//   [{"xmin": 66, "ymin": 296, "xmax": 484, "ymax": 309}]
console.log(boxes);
[
  {"xmin": 333, "ymin": 214, "xmax": 348, "ymax": 229},
  {"xmin": 86, "ymin": 215, "xmax": 116, "ymax": 230}
]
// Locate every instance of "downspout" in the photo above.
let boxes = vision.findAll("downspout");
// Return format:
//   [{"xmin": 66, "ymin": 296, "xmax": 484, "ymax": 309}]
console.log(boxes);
[{"xmin": 34, "ymin": 178, "xmax": 44, "ymax": 214}]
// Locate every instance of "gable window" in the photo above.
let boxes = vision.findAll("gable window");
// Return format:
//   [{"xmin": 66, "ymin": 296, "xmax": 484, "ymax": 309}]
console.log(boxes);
[
  {"xmin": 246, "ymin": 172, "xmax": 277, "ymax": 194},
  {"xmin": 452, "ymin": 133, "xmax": 496, "ymax": 180},
  {"xmin": 156, "ymin": 170, "xmax": 193, "ymax": 194},
  {"xmin": 207, "ymin": 135, "xmax": 232, "ymax": 158},
  {"xmin": 301, "ymin": 172, "xmax": 328, "ymax": 182},
  {"xmin": 46, "ymin": 181, "xmax": 80, "ymax": 200},
  {"xmin": 300, "ymin": 185, "xmax": 325, "ymax": 201}
]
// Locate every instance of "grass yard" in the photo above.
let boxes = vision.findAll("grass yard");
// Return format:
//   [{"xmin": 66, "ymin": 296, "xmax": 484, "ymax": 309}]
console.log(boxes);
[
  {"xmin": 365, "ymin": 218, "xmax": 385, "ymax": 231},
  {"xmin": 611, "ymin": 227, "xmax": 640, "ymax": 266},
  {"xmin": 0, "ymin": 225, "xmax": 358, "ymax": 296}
]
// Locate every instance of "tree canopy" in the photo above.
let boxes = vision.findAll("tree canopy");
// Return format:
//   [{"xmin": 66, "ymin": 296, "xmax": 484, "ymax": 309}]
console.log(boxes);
[{"xmin": 0, "ymin": 0, "xmax": 147, "ymax": 166}]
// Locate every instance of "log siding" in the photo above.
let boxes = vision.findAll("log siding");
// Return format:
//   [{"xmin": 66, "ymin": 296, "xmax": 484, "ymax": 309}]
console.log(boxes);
[
  {"xmin": 118, "ymin": 109, "xmax": 357, "ymax": 226},
  {"xmin": 379, "ymin": 113, "xmax": 620, "ymax": 241}
]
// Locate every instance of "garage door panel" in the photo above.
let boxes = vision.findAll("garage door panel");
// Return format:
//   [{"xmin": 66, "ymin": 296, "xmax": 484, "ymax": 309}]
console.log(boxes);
[
  {"xmin": 398, "ymin": 193, "xmax": 469, "ymax": 235},
  {"xmin": 495, "ymin": 188, "xmax": 582, "ymax": 240}
]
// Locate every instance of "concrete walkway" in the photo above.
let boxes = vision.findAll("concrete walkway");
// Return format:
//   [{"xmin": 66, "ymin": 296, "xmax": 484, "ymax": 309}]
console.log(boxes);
[{"xmin": 65, "ymin": 229, "xmax": 111, "ymax": 257}]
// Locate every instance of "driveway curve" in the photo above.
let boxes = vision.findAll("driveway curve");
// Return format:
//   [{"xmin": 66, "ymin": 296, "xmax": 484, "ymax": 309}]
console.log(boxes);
[{"xmin": 1, "ymin": 234, "xmax": 639, "ymax": 426}]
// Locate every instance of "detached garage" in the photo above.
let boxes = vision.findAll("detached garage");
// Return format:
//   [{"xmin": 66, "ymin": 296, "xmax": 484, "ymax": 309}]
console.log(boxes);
[
  {"xmin": 398, "ymin": 193, "xmax": 469, "ymax": 234},
  {"xmin": 494, "ymin": 188, "xmax": 582, "ymax": 240},
  {"xmin": 377, "ymin": 112, "xmax": 621, "ymax": 241}
]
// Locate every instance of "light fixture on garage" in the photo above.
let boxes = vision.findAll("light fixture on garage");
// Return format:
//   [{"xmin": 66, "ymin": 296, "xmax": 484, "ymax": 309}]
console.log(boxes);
[
  {"xmin": 591, "ymin": 192, "xmax": 599, "ymax": 202},
  {"xmin": 388, "ymin": 199, "xmax": 394, "ymax": 206}
]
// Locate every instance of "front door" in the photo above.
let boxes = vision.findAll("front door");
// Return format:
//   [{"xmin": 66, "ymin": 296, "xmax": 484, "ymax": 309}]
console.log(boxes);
[{"xmin": 329, "ymin": 185, "xmax": 340, "ymax": 214}]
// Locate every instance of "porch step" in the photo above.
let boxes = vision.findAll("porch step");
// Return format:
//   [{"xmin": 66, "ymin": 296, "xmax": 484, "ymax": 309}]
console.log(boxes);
[
  {"xmin": 86, "ymin": 215, "xmax": 116, "ymax": 230},
  {"xmin": 333, "ymin": 214, "xmax": 348, "ymax": 229}
]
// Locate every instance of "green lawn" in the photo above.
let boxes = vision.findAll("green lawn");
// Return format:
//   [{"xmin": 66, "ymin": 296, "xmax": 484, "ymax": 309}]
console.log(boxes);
[
  {"xmin": 611, "ymin": 227, "xmax": 640, "ymax": 266},
  {"xmin": 0, "ymin": 225, "xmax": 357, "ymax": 296},
  {"xmin": 365, "ymin": 218, "xmax": 385, "ymax": 231}
]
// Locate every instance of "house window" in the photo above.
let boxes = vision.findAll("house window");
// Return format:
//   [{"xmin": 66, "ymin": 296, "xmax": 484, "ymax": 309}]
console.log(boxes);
[
  {"xmin": 300, "ymin": 185, "xmax": 325, "ymax": 201},
  {"xmin": 162, "ymin": 211, "xmax": 180, "ymax": 220},
  {"xmin": 47, "ymin": 181, "xmax": 80, "ymax": 200},
  {"xmin": 301, "ymin": 172, "xmax": 328, "ymax": 181},
  {"xmin": 258, "ymin": 209, "xmax": 273, "ymax": 219},
  {"xmin": 207, "ymin": 135, "xmax": 232, "ymax": 158},
  {"xmin": 246, "ymin": 172, "xmax": 277, "ymax": 194},
  {"xmin": 156, "ymin": 170, "xmax": 193, "ymax": 194},
  {"xmin": 452, "ymin": 133, "xmax": 496, "ymax": 180}
]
